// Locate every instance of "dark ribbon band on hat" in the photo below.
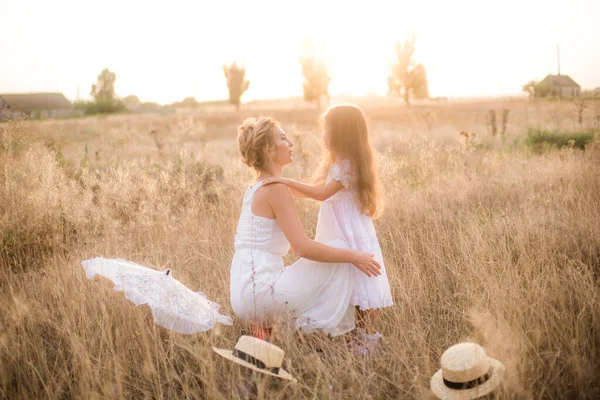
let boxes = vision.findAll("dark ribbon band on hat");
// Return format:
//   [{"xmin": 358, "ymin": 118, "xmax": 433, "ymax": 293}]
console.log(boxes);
[
  {"xmin": 232, "ymin": 349, "xmax": 280, "ymax": 374},
  {"xmin": 443, "ymin": 366, "xmax": 493, "ymax": 390}
]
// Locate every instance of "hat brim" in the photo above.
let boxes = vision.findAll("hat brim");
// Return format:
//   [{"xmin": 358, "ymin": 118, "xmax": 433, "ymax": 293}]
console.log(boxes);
[
  {"xmin": 430, "ymin": 358, "xmax": 504, "ymax": 400},
  {"xmin": 212, "ymin": 347, "xmax": 297, "ymax": 383}
]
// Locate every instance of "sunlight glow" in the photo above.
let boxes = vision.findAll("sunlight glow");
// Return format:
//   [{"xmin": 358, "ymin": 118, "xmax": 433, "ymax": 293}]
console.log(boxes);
[{"xmin": 0, "ymin": 0, "xmax": 598, "ymax": 103}]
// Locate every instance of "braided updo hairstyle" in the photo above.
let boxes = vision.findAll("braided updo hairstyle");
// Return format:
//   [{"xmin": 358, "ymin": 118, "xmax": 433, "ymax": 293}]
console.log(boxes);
[{"xmin": 237, "ymin": 117, "xmax": 279, "ymax": 172}]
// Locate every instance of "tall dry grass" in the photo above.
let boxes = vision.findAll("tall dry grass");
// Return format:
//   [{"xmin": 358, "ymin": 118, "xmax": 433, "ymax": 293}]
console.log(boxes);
[{"xmin": 1, "ymin": 101, "xmax": 599, "ymax": 399}]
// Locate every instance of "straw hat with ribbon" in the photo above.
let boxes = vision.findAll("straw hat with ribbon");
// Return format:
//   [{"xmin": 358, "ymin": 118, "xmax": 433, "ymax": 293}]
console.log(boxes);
[
  {"xmin": 430, "ymin": 342, "xmax": 505, "ymax": 399},
  {"xmin": 213, "ymin": 336, "xmax": 297, "ymax": 382}
]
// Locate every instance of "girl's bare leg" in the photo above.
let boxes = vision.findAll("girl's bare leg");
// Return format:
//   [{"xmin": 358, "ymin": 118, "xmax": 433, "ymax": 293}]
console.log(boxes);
[
  {"xmin": 250, "ymin": 322, "xmax": 272, "ymax": 341},
  {"xmin": 356, "ymin": 307, "xmax": 380, "ymax": 334}
]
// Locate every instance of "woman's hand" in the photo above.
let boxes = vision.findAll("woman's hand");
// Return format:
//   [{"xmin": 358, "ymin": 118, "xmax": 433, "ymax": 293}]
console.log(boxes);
[{"xmin": 351, "ymin": 251, "xmax": 382, "ymax": 277}]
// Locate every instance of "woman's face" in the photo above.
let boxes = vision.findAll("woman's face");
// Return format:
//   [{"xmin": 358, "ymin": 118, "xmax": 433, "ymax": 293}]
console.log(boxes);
[{"xmin": 268, "ymin": 125, "xmax": 294, "ymax": 167}]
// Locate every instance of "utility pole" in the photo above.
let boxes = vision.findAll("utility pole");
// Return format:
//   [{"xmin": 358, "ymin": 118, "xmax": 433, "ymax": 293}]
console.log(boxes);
[{"xmin": 557, "ymin": 43, "xmax": 561, "ymax": 76}]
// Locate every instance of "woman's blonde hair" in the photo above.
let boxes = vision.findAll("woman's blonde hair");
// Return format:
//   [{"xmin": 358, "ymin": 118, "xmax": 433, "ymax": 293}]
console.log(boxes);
[
  {"xmin": 317, "ymin": 104, "xmax": 383, "ymax": 218},
  {"xmin": 237, "ymin": 117, "xmax": 279, "ymax": 172}
]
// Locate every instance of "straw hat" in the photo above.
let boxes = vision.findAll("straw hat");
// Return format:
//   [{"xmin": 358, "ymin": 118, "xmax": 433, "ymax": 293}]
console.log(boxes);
[
  {"xmin": 430, "ymin": 342, "xmax": 504, "ymax": 399},
  {"xmin": 212, "ymin": 336, "xmax": 297, "ymax": 382}
]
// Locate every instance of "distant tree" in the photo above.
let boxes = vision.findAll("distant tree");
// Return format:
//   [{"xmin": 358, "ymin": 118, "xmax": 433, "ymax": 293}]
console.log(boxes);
[
  {"xmin": 536, "ymin": 82, "xmax": 552, "ymax": 97},
  {"xmin": 89, "ymin": 68, "xmax": 125, "ymax": 114},
  {"xmin": 223, "ymin": 63, "xmax": 250, "ymax": 111},
  {"xmin": 140, "ymin": 102, "xmax": 161, "ymax": 111},
  {"xmin": 522, "ymin": 80, "xmax": 537, "ymax": 100},
  {"xmin": 388, "ymin": 34, "xmax": 429, "ymax": 105},
  {"xmin": 91, "ymin": 69, "xmax": 116, "ymax": 102},
  {"xmin": 408, "ymin": 63, "xmax": 429, "ymax": 100},
  {"xmin": 180, "ymin": 97, "xmax": 199, "ymax": 107},
  {"xmin": 168, "ymin": 97, "xmax": 198, "ymax": 109},
  {"xmin": 123, "ymin": 95, "xmax": 141, "ymax": 111},
  {"xmin": 299, "ymin": 42, "xmax": 331, "ymax": 110},
  {"xmin": 73, "ymin": 100, "xmax": 88, "ymax": 111}
]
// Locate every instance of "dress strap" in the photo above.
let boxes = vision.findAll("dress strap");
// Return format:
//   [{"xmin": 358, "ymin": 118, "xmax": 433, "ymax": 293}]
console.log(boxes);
[
  {"xmin": 248, "ymin": 180, "xmax": 265, "ymax": 195},
  {"xmin": 243, "ymin": 180, "xmax": 265, "ymax": 205}
]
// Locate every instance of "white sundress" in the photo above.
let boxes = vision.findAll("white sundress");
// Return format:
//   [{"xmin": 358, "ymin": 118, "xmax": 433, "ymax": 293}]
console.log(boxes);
[
  {"xmin": 229, "ymin": 181, "xmax": 357, "ymax": 336},
  {"xmin": 315, "ymin": 160, "xmax": 394, "ymax": 311}
]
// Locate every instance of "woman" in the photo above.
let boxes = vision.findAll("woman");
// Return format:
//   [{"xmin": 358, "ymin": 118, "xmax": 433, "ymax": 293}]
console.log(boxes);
[{"xmin": 230, "ymin": 117, "xmax": 381, "ymax": 339}]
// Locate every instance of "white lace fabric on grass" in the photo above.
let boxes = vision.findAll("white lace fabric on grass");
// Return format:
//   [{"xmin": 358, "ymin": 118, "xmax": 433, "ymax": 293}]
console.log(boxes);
[{"xmin": 82, "ymin": 257, "xmax": 232, "ymax": 334}]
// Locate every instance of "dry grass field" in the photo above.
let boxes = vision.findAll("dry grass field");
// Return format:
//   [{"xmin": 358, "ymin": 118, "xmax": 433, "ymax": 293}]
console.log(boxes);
[{"xmin": 1, "ymin": 98, "xmax": 599, "ymax": 399}]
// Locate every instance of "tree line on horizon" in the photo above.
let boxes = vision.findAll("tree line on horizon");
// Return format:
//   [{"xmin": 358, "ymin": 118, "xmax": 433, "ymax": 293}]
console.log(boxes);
[
  {"xmin": 223, "ymin": 35, "xmax": 429, "ymax": 110},
  {"xmin": 76, "ymin": 36, "xmax": 429, "ymax": 115}
]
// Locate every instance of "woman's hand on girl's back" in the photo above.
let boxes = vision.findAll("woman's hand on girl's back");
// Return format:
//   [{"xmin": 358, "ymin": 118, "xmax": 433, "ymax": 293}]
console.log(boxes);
[{"xmin": 352, "ymin": 252, "xmax": 381, "ymax": 277}]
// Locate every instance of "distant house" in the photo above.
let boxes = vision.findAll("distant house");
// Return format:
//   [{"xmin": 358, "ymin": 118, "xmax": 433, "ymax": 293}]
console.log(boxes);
[
  {"xmin": 535, "ymin": 75, "xmax": 581, "ymax": 98},
  {"xmin": 0, "ymin": 93, "xmax": 73, "ymax": 119}
]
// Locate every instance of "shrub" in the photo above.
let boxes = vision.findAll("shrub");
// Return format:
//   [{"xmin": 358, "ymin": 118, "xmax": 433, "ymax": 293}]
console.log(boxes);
[{"xmin": 525, "ymin": 129, "xmax": 596, "ymax": 151}]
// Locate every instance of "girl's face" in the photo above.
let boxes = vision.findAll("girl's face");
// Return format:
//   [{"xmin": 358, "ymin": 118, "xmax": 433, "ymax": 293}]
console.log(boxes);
[{"xmin": 268, "ymin": 125, "xmax": 294, "ymax": 167}]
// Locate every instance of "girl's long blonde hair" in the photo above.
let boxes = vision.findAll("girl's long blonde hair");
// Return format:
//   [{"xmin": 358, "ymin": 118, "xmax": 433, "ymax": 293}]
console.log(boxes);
[{"xmin": 316, "ymin": 104, "xmax": 383, "ymax": 218}]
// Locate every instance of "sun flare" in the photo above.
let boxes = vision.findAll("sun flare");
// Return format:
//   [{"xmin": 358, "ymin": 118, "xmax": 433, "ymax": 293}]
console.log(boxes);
[{"xmin": 0, "ymin": 0, "xmax": 598, "ymax": 103}]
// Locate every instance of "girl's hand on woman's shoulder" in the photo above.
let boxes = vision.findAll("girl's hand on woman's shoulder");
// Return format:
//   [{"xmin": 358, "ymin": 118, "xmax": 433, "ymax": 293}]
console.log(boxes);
[{"xmin": 263, "ymin": 177, "xmax": 287, "ymax": 186}]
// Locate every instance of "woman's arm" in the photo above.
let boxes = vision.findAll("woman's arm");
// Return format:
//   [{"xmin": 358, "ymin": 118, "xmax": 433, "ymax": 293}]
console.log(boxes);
[
  {"xmin": 264, "ymin": 183, "xmax": 380, "ymax": 277},
  {"xmin": 264, "ymin": 177, "xmax": 343, "ymax": 201}
]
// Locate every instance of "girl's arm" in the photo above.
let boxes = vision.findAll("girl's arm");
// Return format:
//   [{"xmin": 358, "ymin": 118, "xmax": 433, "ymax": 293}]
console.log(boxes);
[
  {"xmin": 288, "ymin": 186, "xmax": 308, "ymax": 198},
  {"xmin": 264, "ymin": 177, "xmax": 343, "ymax": 201},
  {"xmin": 264, "ymin": 183, "xmax": 381, "ymax": 277}
]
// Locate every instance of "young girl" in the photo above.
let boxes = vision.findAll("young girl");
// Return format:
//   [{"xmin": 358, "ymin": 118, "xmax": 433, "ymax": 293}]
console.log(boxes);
[{"xmin": 263, "ymin": 104, "xmax": 393, "ymax": 351}]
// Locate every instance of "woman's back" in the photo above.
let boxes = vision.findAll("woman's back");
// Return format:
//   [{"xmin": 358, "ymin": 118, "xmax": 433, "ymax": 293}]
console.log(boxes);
[{"xmin": 234, "ymin": 182, "xmax": 290, "ymax": 257}]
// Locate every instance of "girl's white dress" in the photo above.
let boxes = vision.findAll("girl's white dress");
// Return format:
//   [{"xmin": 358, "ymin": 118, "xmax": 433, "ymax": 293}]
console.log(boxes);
[
  {"xmin": 316, "ymin": 160, "xmax": 393, "ymax": 311},
  {"xmin": 230, "ymin": 181, "xmax": 356, "ymax": 336}
]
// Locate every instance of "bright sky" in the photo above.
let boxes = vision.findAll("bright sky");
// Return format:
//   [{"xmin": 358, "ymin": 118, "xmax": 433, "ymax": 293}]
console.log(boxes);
[{"xmin": 1, "ymin": 0, "xmax": 599, "ymax": 104}]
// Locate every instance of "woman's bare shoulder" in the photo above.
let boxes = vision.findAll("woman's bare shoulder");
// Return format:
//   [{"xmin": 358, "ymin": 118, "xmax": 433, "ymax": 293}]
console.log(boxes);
[
  {"xmin": 260, "ymin": 182, "xmax": 292, "ymax": 201},
  {"xmin": 252, "ymin": 183, "xmax": 294, "ymax": 219},
  {"xmin": 252, "ymin": 183, "xmax": 291, "ymax": 209}
]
